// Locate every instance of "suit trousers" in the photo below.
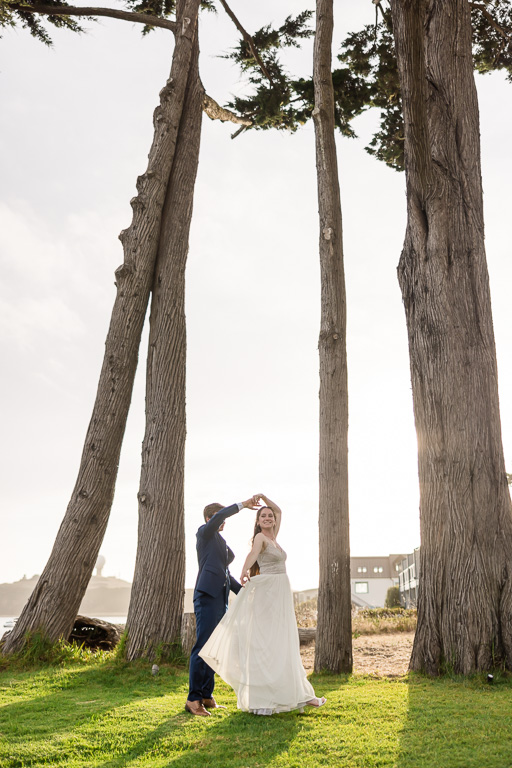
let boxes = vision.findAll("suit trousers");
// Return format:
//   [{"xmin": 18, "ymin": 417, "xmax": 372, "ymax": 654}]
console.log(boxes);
[{"xmin": 188, "ymin": 590, "xmax": 228, "ymax": 701}]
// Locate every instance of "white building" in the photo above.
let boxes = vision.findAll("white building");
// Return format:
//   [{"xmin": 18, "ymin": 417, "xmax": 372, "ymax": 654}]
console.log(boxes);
[
  {"xmin": 293, "ymin": 554, "xmax": 407, "ymax": 609},
  {"xmin": 350, "ymin": 554, "xmax": 405, "ymax": 608},
  {"xmin": 397, "ymin": 548, "xmax": 420, "ymax": 608}
]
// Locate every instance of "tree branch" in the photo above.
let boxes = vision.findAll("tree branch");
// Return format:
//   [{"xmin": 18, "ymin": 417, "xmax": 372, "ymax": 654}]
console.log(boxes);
[
  {"xmin": 8, "ymin": 3, "xmax": 177, "ymax": 32},
  {"xmin": 217, "ymin": 0, "xmax": 274, "ymax": 84},
  {"xmin": 202, "ymin": 93, "xmax": 252, "ymax": 126},
  {"xmin": 374, "ymin": 0, "xmax": 392, "ymax": 31},
  {"xmin": 230, "ymin": 124, "xmax": 247, "ymax": 140},
  {"xmin": 470, "ymin": 2, "xmax": 512, "ymax": 41}
]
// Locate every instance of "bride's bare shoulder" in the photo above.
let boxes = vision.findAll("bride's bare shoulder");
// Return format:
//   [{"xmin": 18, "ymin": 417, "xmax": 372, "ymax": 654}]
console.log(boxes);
[{"xmin": 253, "ymin": 531, "xmax": 267, "ymax": 549}]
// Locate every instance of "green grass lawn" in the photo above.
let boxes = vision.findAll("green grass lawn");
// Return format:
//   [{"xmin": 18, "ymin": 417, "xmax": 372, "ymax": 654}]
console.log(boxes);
[{"xmin": 1, "ymin": 656, "xmax": 511, "ymax": 768}]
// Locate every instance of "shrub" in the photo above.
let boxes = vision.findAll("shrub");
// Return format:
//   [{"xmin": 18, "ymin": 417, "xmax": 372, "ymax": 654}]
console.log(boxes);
[{"xmin": 385, "ymin": 586, "xmax": 401, "ymax": 608}]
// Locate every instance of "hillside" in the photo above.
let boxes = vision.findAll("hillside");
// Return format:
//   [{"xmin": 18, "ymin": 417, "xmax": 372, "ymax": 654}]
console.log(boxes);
[{"xmin": 0, "ymin": 575, "xmax": 132, "ymax": 616}]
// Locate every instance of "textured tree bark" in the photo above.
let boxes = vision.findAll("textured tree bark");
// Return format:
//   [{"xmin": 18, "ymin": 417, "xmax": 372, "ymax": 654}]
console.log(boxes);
[
  {"xmin": 390, "ymin": 0, "xmax": 512, "ymax": 674},
  {"xmin": 124, "ymin": 21, "xmax": 202, "ymax": 660},
  {"xmin": 2, "ymin": 0, "xmax": 201, "ymax": 655},
  {"xmin": 313, "ymin": 0, "xmax": 352, "ymax": 674},
  {"xmin": 181, "ymin": 613, "xmax": 196, "ymax": 656},
  {"xmin": 202, "ymin": 93, "xmax": 252, "ymax": 126}
]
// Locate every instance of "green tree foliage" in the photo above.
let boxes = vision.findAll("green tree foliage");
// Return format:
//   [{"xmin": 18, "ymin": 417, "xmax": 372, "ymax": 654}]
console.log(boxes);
[
  {"xmin": 4, "ymin": 0, "xmax": 512, "ymax": 144},
  {"xmin": 122, "ymin": 0, "xmax": 214, "ymax": 35},
  {"xmin": 472, "ymin": 0, "xmax": 512, "ymax": 77},
  {"xmin": 222, "ymin": 12, "xmax": 316, "ymax": 132},
  {"xmin": 223, "ymin": 10, "xmax": 370, "ymax": 135},
  {"xmin": 337, "ymin": 1, "xmax": 512, "ymax": 171},
  {"xmin": 337, "ymin": 9, "xmax": 403, "ymax": 170},
  {"xmin": 123, "ymin": 0, "xmax": 177, "ymax": 18},
  {"xmin": 0, "ymin": 0, "xmax": 214, "ymax": 42},
  {"xmin": 1, "ymin": 0, "xmax": 84, "ymax": 45},
  {"xmin": 224, "ymin": 1, "xmax": 512, "ymax": 171},
  {"xmin": 385, "ymin": 585, "xmax": 401, "ymax": 608}
]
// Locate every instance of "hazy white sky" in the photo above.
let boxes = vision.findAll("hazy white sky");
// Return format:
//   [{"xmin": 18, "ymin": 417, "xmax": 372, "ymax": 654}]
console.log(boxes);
[{"xmin": 1, "ymin": 1, "xmax": 511, "ymax": 591}]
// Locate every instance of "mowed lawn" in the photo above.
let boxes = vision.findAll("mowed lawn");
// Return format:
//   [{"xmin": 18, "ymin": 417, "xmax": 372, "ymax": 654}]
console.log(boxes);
[{"xmin": 1, "ymin": 657, "xmax": 512, "ymax": 768}]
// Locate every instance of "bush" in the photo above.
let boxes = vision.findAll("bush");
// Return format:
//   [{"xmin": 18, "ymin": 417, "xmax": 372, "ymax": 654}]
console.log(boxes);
[{"xmin": 385, "ymin": 586, "xmax": 401, "ymax": 608}]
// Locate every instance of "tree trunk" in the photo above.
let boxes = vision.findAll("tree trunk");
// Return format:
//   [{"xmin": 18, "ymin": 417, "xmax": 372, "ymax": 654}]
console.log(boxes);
[
  {"xmin": 390, "ymin": 0, "xmax": 512, "ymax": 675},
  {"xmin": 124, "ymin": 22, "xmax": 202, "ymax": 660},
  {"xmin": 313, "ymin": 0, "xmax": 352, "ymax": 674},
  {"xmin": 2, "ymin": 0, "xmax": 201, "ymax": 655}
]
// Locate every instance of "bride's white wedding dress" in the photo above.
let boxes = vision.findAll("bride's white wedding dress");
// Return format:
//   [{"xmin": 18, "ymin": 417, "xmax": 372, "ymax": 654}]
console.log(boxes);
[{"xmin": 199, "ymin": 540, "xmax": 316, "ymax": 715}]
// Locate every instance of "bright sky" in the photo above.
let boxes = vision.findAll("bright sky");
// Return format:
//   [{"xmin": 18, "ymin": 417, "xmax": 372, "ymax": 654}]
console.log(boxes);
[{"xmin": 1, "ymin": 1, "xmax": 511, "ymax": 592}]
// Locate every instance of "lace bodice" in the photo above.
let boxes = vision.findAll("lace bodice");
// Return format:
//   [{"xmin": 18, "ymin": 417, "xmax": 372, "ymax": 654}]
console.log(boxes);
[{"xmin": 258, "ymin": 540, "xmax": 287, "ymax": 574}]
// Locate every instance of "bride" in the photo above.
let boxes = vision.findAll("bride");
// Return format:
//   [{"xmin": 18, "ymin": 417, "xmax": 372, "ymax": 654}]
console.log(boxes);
[{"xmin": 199, "ymin": 494, "xmax": 326, "ymax": 715}]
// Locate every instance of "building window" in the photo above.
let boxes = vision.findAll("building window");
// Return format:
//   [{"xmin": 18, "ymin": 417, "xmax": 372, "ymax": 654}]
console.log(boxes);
[
  {"xmin": 357, "ymin": 566, "xmax": 367, "ymax": 573},
  {"xmin": 395, "ymin": 564, "xmax": 400, "ymax": 572},
  {"xmin": 373, "ymin": 566, "xmax": 383, "ymax": 573},
  {"xmin": 355, "ymin": 582, "xmax": 369, "ymax": 594}
]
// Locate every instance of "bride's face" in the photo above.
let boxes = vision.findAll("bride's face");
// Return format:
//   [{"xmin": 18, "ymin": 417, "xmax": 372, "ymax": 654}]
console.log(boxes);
[{"xmin": 258, "ymin": 507, "xmax": 275, "ymax": 531}]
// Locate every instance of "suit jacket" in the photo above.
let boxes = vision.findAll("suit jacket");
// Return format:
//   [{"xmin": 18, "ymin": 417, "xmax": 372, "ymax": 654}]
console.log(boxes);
[{"xmin": 194, "ymin": 503, "xmax": 242, "ymax": 599}]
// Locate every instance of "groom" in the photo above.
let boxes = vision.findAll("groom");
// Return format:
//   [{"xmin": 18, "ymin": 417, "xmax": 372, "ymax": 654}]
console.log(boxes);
[{"xmin": 185, "ymin": 496, "xmax": 258, "ymax": 716}]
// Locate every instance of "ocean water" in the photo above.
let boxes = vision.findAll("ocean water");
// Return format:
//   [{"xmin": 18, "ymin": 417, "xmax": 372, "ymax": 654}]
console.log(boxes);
[{"xmin": 1, "ymin": 615, "xmax": 127, "ymax": 630}]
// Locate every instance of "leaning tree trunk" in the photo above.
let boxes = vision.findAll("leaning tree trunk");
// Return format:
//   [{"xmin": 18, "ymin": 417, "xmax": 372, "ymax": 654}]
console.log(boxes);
[
  {"xmin": 389, "ymin": 0, "xmax": 512, "ymax": 675},
  {"xmin": 2, "ymin": 0, "xmax": 201, "ymax": 655},
  {"xmin": 124, "ymin": 21, "xmax": 202, "ymax": 660},
  {"xmin": 313, "ymin": 0, "xmax": 352, "ymax": 674}
]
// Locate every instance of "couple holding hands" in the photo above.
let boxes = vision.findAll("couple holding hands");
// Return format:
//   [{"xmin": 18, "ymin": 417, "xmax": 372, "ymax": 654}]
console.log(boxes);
[{"xmin": 186, "ymin": 493, "xmax": 326, "ymax": 717}]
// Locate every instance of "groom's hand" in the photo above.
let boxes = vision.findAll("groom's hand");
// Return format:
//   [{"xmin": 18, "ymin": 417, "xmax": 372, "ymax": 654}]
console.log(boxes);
[{"xmin": 241, "ymin": 496, "xmax": 259, "ymax": 510}]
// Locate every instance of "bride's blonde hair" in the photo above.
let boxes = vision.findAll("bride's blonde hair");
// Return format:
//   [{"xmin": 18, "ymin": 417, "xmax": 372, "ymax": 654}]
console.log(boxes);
[{"xmin": 249, "ymin": 506, "xmax": 276, "ymax": 577}]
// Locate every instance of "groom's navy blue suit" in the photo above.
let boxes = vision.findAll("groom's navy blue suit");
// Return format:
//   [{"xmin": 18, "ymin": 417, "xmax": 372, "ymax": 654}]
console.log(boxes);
[{"xmin": 188, "ymin": 504, "xmax": 242, "ymax": 703}]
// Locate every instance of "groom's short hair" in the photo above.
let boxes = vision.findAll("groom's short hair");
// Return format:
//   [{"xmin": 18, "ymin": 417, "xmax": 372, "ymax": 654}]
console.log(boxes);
[{"xmin": 204, "ymin": 502, "xmax": 224, "ymax": 522}]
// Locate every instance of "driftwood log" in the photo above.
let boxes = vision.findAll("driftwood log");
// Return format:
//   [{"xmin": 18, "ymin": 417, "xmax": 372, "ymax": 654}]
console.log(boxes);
[
  {"xmin": 68, "ymin": 615, "xmax": 123, "ymax": 650},
  {"xmin": 180, "ymin": 613, "xmax": 316, "ymax": 655},
  {"xmin": 181, "ymin": 612, "xmax": 197, "ymax": 655},
  {"xmin": 298, "ymin": 627, "xmax": 316, "ymax": 645},
  {"xmin": 3, "ymin": 614, "xmax": 314, "ymax": 655}
]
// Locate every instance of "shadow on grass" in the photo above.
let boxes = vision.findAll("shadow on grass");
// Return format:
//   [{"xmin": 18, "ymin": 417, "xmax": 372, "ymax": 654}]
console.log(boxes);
[
  {"xmin": 0, "ymin": 661, "xmax": 180, "ymax": 745},
  {"xmin": 92, "ymin": 674, "xmax": 344, "ymax": 768},
  {"xmin": 396, "ymin": 673, "xmax": 512, "ymax": 768},
  {"xmin": 93, "ymin": 709, "xmax": 306, "ymax": 768},
  {"xmin": 0, "ymin": 663, "xmax": 347, "ymax": 768}
]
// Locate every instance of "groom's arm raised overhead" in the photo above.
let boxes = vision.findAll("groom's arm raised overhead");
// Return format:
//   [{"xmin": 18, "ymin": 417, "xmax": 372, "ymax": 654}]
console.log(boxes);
[{"xmin": 200, "ymin": 497, "xmax": 259, "ymax": 540}]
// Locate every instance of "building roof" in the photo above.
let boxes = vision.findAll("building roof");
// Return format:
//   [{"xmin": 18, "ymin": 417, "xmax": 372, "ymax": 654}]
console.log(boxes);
[{"xmin": 350, "ymin": 554, "xmax": 406, "ymax": 579}]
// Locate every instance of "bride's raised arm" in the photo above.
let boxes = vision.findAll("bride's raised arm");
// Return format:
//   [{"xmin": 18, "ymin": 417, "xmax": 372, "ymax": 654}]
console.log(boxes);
[{"xmin": 258, "ymin": 494, "xmax": 282, "ymax": 537}]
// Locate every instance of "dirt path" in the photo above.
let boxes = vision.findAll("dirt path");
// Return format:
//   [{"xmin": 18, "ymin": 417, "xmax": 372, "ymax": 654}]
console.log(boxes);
[{"xmin": 300, "ymin": 632, "xmax": 415, "ymax": 677}]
